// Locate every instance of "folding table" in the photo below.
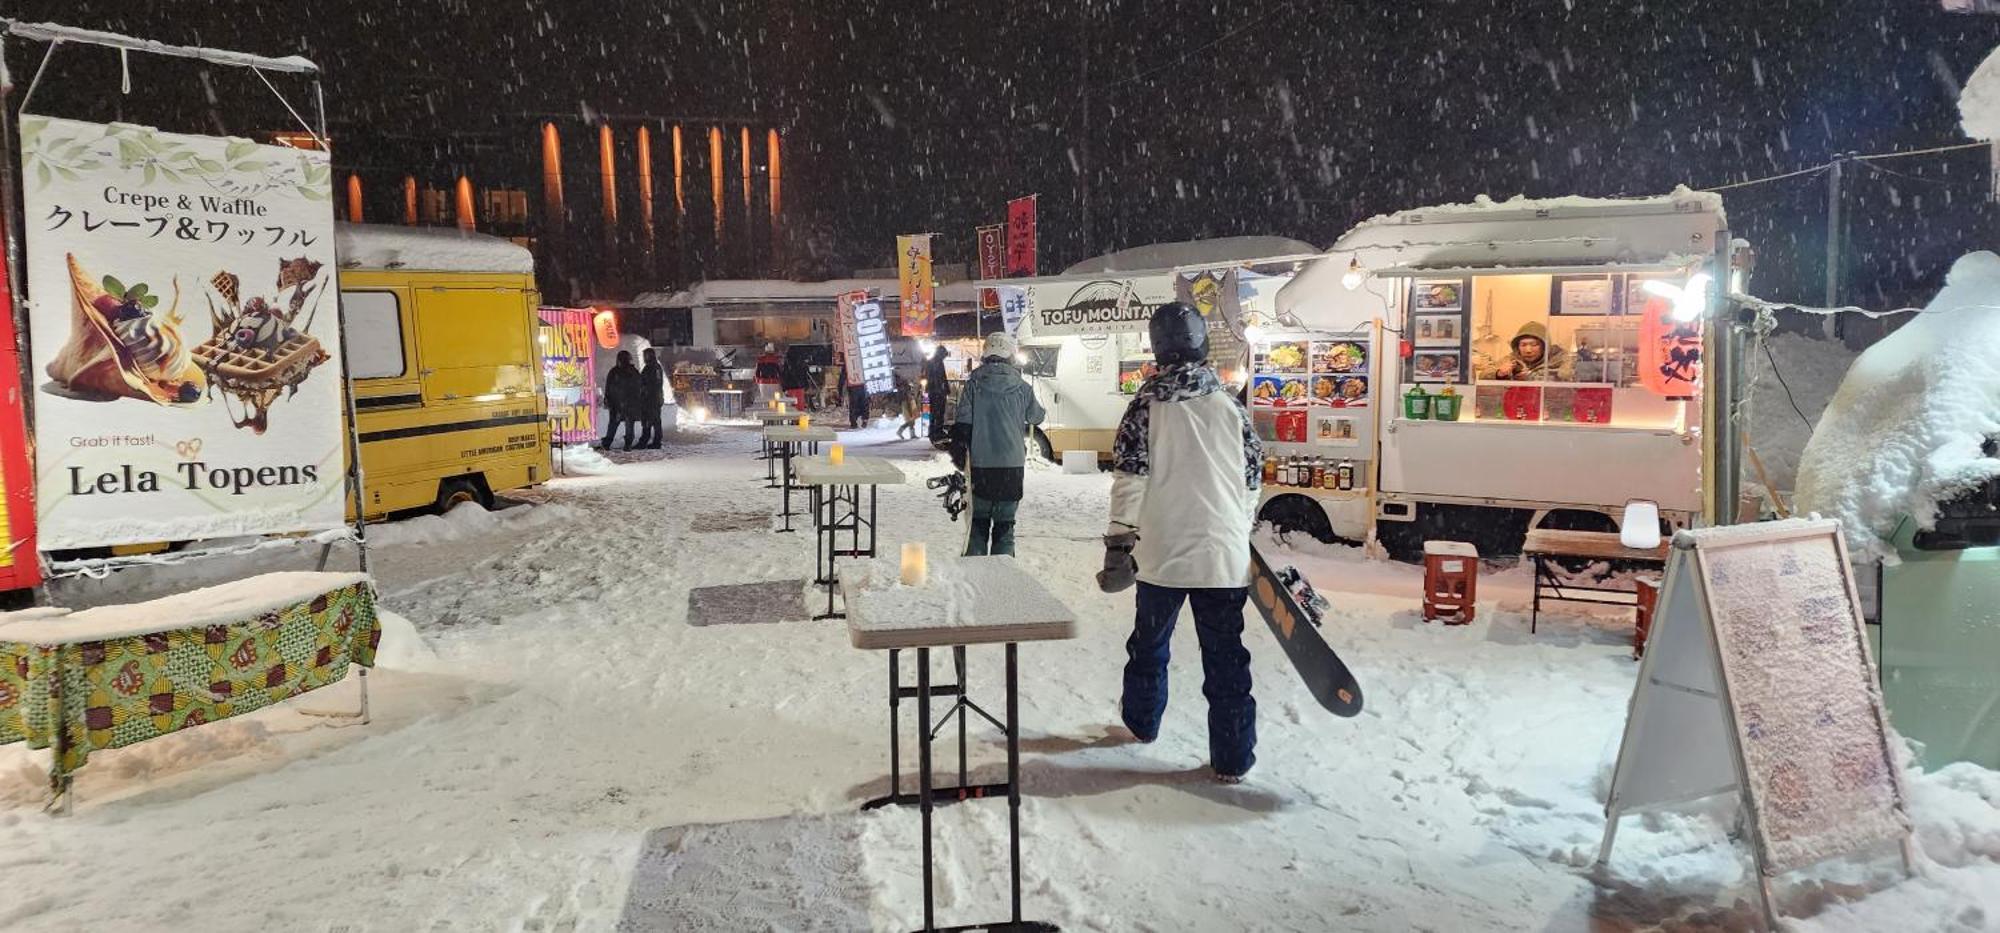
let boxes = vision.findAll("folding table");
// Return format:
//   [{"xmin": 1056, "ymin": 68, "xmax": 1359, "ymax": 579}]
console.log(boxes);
[
  {"xmin": 762, "ymin": 423, "xmax": 836, "ymax": 532},
  {"xmin": 791, "ymin": 455, "xmax": 904, "ymax": 620},
  {"xmin": 846, "ymin": 556, "xmax": 1076, "ymax": 933},
  {"xmin": 1521, "ymin": 528, "xmax": 1669, "ymax": 633},
  {"xmin": 752, "ymin": 407, "xmax": 805, "ymax": 485}
]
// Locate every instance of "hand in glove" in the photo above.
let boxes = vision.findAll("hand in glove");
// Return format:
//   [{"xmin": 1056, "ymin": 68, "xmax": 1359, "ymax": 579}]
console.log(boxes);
[{"xmin": 1097, "ymin": 531, "xmax": 1139, "ymax": 593}]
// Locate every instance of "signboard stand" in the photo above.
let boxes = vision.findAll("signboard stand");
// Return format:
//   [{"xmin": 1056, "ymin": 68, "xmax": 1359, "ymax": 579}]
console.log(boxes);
[
  {"xmin": 1596, "ymin": 519, "xmax": 1914, "ymax": 930},
  {"xmin": 0, "ymin": 20, "xmax": 370, "ymax": 582}
]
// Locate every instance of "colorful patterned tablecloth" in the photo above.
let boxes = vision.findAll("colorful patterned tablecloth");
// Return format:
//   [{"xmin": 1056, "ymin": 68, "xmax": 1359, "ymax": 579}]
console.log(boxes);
[{"xmin": 0, "ymin": 579, "xmax": 380, "ymax": 791}]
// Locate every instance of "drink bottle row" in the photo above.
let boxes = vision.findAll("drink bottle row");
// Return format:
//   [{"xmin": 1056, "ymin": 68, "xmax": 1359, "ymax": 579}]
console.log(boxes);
[{"xmin": 1261, "ymin": 455, "xmax": 1357, "ymax": 491}]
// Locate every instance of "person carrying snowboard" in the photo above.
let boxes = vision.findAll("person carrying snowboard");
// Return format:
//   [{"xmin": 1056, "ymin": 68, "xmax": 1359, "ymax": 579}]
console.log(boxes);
[
  {"xmin": 1097, "ymin": 302, "xmax": 1263, "ymax": 783},
  {"xmin": 950, "ymin": 332, "xmax": 1044, "ymax": 557}
]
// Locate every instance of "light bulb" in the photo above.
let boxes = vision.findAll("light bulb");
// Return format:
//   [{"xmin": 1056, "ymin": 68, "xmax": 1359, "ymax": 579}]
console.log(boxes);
[
  {"xmin": 1341, "ymin": 257, "xmax": 1365, "ymax": 291},
  {"xmin": 1243, "ymin": 324, "xmax": 1266, "ymax": 345},
  {"xmin": 1672, "ymin": 273, "xmax": 1711, "ymax": 322}
]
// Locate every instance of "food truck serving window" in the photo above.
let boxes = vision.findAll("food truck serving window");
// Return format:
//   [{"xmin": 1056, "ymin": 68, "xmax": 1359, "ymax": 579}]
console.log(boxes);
[{"xmin": 1402, "ymin": 272, "xmax": 1699, "ymax": 429}]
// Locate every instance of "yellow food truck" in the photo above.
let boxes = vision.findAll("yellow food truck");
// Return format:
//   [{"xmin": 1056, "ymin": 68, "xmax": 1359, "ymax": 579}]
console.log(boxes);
[{"xmin": 334, "ymin": 223, "xmax": 550, "ymax": 517}]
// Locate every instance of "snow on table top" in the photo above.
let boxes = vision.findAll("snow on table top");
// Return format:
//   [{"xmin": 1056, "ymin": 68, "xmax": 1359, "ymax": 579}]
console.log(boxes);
[
  {"xmin": 0, "ymin": 572, "xmax": 371, "ymax": 646},
  {"xmin": 791, "ymin": 456, "xmax": 906, "ymax": 487},
  {"xmin": 336, "ymin": 223, "xmax": 534, "ymax": 274},
  {"xmin": 1673, "ymin": 516, "xmax": 1841, "ymax": 550},
  {"xmin": 1795, "ymin": 251, "xmax": 2000, "ymax": 563},
  {"xmin": 843, "ymin": 556, "xmax": 1077, "ymax": 649},
  {"xmin": 764, "ymin": 424, "xmax": 838, "ymax": 443}
]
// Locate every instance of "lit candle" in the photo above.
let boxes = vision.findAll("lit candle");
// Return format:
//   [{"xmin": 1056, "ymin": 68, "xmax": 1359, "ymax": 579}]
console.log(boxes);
[
  {"xmin": 829, "ymin": 443, "xmax": 845, "ymax": 466},
  {"xmin": 900, "ymin": 542, "xmax": 927, "ymax": 586},
  {"xmin": 799, "ymin": 414, "xmax": 810, "ymax": 429}
]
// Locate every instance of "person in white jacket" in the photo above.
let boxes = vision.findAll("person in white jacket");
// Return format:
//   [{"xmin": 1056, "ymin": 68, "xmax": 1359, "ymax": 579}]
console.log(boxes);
[{"xmin": 1097, "ymin": 302, "xmax": 1264, "ymax": 782}]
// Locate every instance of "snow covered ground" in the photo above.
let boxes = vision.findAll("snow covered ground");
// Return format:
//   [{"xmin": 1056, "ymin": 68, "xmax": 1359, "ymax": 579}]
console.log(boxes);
[{"xmin": 3, "ymin": 421, "xmax": 1996, "ymax": 931}]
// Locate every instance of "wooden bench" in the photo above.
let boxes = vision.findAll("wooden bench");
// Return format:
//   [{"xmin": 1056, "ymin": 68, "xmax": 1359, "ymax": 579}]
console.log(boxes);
[
  {"xmin": 1521, "ymin": 529, "xmax": 1669, "ymax": 633},
  {"xmin": 0, "ymin": 572, "xmax": 380, "ymax": 807}
]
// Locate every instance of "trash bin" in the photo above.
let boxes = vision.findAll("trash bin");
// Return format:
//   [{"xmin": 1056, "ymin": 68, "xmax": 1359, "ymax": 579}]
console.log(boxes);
[
  {"xmin": 1432, "ymin": 390, "xmax": 1462, "ymax": 421},
  {"xmin": 1402, "ymin": 385, "xmax": 1433, "ymax": 420}
]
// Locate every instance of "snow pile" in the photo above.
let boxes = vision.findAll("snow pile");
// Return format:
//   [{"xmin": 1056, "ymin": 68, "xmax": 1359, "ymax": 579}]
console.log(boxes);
[
  {"xmin": 334, "ymin": 223, "xmax": 534, "ymax": 274},
  {"xmin": 366, "ymin": 502, "xmax": 575, "ymax": 547},
  {"xmin": 1744, "ymin": 331, "xmax": 1857, "ymax": 497},
  {"xmin": 1795, "ymin": 252, "xmax": 2000, "ymax": 562},
  {"xmin": 371, "ymin": 609, "xmax": 438, "ymax": 671},
  {"xmin": 1961, "ymin": 45, "xmax": 2000, "ymax": 139},
  {"xmin": 555, "ymin": 444, "xmax": 617, "ymax": 476}
]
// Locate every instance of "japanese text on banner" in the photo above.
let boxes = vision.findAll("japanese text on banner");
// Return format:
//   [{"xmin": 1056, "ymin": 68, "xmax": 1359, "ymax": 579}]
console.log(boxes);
[
  {"xmin": 1005, "ymin": 196, "xmax": 1038, "ymax": 277},
  {"xmin": 897, "ymin": 234, "xmax": 935, "ymax": 336},
  {"xmin": 976, "ymin": 224, "xmax": 1005, "ymax": 311}
]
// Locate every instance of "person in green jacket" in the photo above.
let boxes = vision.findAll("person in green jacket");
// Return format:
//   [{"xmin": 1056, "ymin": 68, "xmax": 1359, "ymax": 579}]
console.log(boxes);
[{"xmin": 950, "ymin": 333, "xmax": 1046, "ymax": 556}]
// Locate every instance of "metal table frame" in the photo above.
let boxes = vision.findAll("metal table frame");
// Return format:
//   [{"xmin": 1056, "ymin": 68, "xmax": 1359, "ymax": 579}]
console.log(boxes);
[
  {"xmin": 771, "ymin": 438, "xmax": 821, "ymax": 533},
  {"xmin": 863, "ymin": 645, "xmax": 1053, "ymax": 933},
  {"xmin": 808, "ymin": 481, "xmax": 879, "ymax": 620},
  {"xmin": 1526, "ymin": 553, "xmax": 1665, "ymax": 634}
]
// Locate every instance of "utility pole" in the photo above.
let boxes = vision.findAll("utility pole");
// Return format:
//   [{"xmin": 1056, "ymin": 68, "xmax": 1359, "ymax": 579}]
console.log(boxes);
[{"xmin": 1825, "ymin": 153, "xmax": 1846, "ymax": 339}]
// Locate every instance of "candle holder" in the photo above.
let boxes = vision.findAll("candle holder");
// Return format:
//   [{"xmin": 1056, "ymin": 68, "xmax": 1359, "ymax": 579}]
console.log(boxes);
[
  {"xmin": 829, "ymin": 443, "xmax": 845, "ymax": 466},
  {"xmin": 799, "ymin": 414, "xmax": 811, "ymax": 429},
  {"xmin": 900, "ymin": 542, "xmax": 928, "ymax": 586}
]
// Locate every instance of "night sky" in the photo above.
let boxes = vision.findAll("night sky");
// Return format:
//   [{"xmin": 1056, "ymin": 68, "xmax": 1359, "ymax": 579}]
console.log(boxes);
[{"xmin": 8, "ymin": 1, "xmax": 2000, "ymax": 305}]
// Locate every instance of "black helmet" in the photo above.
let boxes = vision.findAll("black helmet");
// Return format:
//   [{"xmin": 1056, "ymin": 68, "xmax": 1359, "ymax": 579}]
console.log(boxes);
[{"xmin": 1149, "ymin": 302, "xmax": 1209, "ymax": 365}]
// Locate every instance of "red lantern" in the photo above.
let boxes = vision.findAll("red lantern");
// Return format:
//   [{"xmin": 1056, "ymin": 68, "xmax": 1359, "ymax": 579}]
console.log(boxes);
[{"xmin": 592, "ymin": 309, "xmax": 621, "ymax": 349}]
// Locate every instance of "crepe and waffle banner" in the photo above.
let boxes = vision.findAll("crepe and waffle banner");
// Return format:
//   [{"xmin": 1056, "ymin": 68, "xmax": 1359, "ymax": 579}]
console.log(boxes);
[{"xmin": 21, "ymin": 116, "xmax": 345, "ymax": 550}]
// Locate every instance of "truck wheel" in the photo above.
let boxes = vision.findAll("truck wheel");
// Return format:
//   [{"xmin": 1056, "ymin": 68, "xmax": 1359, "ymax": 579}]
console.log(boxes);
[
  {"xmin": 1031, "ymin": 428, "xmax": 1055, "ymax": 463},
  {"xmin": 434, "ymin": 477, "xmax": 492, "ymax": 514}
]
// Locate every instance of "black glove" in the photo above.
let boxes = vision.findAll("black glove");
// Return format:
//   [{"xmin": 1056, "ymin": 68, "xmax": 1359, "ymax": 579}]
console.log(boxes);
[{"xmin": 1097, "ymin": 531, "xmax": 1138, "ymax": 593}]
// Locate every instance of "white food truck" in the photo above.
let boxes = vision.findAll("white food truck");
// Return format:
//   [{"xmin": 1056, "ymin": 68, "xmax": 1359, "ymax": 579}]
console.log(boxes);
[
  {"xmin": 991, "ymin": 236, "xmax": 1320, "ymax": 461},
  {"xmin": 1275, "ymin": 188, "xmax": 1742, "ymax": 559}
]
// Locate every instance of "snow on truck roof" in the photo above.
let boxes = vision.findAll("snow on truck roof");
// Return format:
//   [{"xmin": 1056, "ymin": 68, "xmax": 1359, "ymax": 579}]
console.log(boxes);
[
  {"xmin": 1280, "ymin": 188, "xmax": 1728, "ymax": 332},
  {"xmin": 335, "ymin": 223, "xmax": 535, "ymax": 275},
  {"xmin": 1058, "ymin": 235, "xmax": 1323, "ymax": 276}
]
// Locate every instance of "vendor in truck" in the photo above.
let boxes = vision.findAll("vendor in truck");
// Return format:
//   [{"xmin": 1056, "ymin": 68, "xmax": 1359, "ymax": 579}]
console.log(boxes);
[{"xmin": 1480, "ymin": 321, "xmax": 1574, "ymax": 381}]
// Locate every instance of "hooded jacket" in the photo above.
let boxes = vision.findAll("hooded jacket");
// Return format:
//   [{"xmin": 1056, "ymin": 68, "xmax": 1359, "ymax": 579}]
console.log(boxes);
[
  {"xmin": 1482, "ymin": 321, "xmax": 1574, "ymax": 381},
  {"xmin": 952, "ymin": 357, "xmax": 1046, "ymax": 501},
  {"xmin": 1108, "ymin": 363, "xmax": 1263, "ymax": 589}
]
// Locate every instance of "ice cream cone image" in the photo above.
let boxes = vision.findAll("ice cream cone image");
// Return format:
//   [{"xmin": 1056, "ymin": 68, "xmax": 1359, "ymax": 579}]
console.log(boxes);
[{"xmin": 45, "ymin": 253, "xmax": 206, "ymax": 406}]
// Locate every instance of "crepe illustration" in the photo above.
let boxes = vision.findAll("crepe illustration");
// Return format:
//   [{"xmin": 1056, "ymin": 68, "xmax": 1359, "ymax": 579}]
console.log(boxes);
[
  {"xmin": 46, "ymin": 254, "xmax": 206, "ymax": 406},
  {"xmin": 195, "ymin": 264, "xmax": 330, "ymax": 434}
]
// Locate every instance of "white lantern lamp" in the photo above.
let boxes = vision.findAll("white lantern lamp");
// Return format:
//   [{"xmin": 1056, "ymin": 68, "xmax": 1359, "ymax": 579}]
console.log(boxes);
[{"xmin": 1620, "ymin": 499, "xmax": 1663, "ymax": 550}]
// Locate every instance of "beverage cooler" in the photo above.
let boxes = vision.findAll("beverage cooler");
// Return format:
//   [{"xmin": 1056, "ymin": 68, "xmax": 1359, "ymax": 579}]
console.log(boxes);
[{"xmin": 1246, "ymin": 331, "xmax": 1376, "ymax": 543}]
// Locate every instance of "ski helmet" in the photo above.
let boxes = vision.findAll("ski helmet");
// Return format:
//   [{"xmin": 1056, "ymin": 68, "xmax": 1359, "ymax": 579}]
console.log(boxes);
[{"xmin": 1148, "ymin": 301, "xmax": 1209, "ymax": 365}]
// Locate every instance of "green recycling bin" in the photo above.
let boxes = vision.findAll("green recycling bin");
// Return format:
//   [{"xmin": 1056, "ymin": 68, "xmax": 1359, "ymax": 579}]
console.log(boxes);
[
  {"xmin": 1432, "ymin": 391, "xmax": 1462, "ymax": 421},
  {"xmin": 1402, "ymin": 386, "xmax": 1433, "ymax": 420}
]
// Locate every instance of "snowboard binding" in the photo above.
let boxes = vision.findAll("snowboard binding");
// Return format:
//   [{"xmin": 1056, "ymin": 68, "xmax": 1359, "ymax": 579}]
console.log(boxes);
[{"xmin": 927, "ymin": 472, "xmax": 968, "ymax": 521}]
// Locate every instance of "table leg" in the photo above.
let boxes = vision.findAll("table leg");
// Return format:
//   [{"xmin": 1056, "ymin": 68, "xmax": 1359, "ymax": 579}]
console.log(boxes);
[
  {"xmin": 917, "ymin": 647, "xmax": 936, "ymax": 932},
  {"xmin": 763, "ymin": 438, "xmax": 778, "ymax": 486},
  {"xmin": 1531, "ymin": 556, "xmax": 1544, "ymax": 634},
  {"xmin": 889, "ymin": 649, "xmax": 902, "ymax": 803},
  {"xmin": 778, "ymin": 443, "xmax": 796, "ymax": 533},
  {"xmin": 1006, "ymin": 642, "xmax": 1023, "ymax": 925},
  {"xmin": 865, "ymin": 483, "xmax": 877, "ymax": 557},
  {"xmin": 954, "ymin": 646, "xmax": 969, "ymax": 789}
]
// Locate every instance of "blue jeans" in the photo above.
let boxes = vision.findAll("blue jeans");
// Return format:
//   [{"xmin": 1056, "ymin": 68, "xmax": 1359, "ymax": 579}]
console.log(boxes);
[
  {"xmin": 1121, "ymin": 582, "xmax": 1256, "ymax": 776},
  {"xmin": 963, "ymin": 497, "xmax": 1019, "ymax": 556}
]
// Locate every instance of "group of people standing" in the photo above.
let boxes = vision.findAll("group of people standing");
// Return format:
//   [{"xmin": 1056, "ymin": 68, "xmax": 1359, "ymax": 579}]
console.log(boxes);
[{"xmin": 599, "ymin": 349, "xmax": 666, "ymax": 451}]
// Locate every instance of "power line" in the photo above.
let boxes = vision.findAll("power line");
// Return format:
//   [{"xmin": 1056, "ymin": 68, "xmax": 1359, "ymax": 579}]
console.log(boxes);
[{"xmin": 1698, "ymin": 163, "xmax": 1831, "ymax": 192}]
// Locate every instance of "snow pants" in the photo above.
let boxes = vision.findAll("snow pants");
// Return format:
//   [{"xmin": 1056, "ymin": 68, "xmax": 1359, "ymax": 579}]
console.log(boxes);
[
  {"xmin": 963, "ymin": 497, "xmax": 1019, "ymax": 557},
  {"xmin": 1122, "ymin": 582, "xmax": 1256, "ymax": 777}
]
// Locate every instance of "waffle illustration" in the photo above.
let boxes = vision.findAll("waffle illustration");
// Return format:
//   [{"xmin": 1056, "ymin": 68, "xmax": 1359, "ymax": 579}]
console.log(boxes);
[{"xmin": 196, "ymin": 263, "xmax": 330, "ymax": 434}]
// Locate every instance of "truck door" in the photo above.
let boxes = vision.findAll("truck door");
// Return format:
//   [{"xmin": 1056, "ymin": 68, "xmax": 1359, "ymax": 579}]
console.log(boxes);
[{"xmin": 412, "ymin": 285, "xmax": 537, "ymax": 406}]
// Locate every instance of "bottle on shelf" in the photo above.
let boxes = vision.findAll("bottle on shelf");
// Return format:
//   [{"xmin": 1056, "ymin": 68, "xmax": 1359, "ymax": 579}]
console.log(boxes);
[
  {"xmin": 1311, "ymin": 458, "xmax": 1326, "ymax": 489},
  {"xmin": 1262, "ymin": 455, "xmax": 1277, "ymax": 485},
  {"xmin": 1337, "ymin": 458, "xmax": 1356, "ymax": 491},
  {"xmin": 1321, "ymin": 459, "xmax": 1338, "ymax": 490}
]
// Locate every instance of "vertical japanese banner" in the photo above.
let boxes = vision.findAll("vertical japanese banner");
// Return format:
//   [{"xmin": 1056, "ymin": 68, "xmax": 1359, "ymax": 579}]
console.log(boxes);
[
  {"xmin": 997, "ymin": 286, "xmax": 1029, "ymax": 337},
  {"xmin": 0, "ymin": 208, "xmax": 39, "ymax": 589},
  {"xmin": 897, "ymin": 234, "xmax": 935, "ymax": 336},
  {"xmin": 833, "ymin": 289, "xmax": 867, "ymax": 386},
  {"xmin": 976, "ymin": 223, "xmax": 1005, "ymax": 311},
  {"xmin": 21, "ymin": 116, "xmax": 345, "ymax": 549},
  {"xmin": 1005, "ymin": 195, "xmax": 1038, "ymax": 277}
]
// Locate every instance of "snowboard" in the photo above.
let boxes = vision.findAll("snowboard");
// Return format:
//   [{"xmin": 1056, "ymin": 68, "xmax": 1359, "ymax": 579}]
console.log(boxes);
[{"xmin": 1248, "ymin": 540, "xmax": 1363, "ymax": 717}]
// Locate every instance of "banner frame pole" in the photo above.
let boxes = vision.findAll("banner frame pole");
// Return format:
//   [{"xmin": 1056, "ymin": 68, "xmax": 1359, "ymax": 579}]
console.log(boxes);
[{"xmin": 312, "ymin": 77, "xmax": 370, "ymax": 577}]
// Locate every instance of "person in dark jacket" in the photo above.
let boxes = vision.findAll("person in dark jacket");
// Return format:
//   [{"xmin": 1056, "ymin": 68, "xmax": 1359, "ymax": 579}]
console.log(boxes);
[
  {"xmin": 923, "ymin": 345, "xmax": 951, "ymax": 445},
  {"xmin": 845, "ymin": 370, "xmax": 871, "ymax": 429},
  {"xmin": 600, "ymin": 350, "xmax": 643, "ymax": 451},
  {"xmin": 951, "ymin": 333, "xmax": 1045, "ymax": 557},
  {"xmin": 780, "ymin": 349, "xmax": 812, "ymax": 410},
  {"xmin": 637, "ymin": 348, "xmax": 666, "ymax": 449}
]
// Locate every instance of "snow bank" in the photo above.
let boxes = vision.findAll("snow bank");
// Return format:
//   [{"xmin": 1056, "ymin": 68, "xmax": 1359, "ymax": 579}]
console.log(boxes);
[
  {"xmin": 555, "ymin": 445, "xmax": 617, "ymax": 476},
  {"xmin": 1961, "ymin": 45, "xmax": 2000, "ymax": 139},
  {"xmin": 366, "ymin": 502, "xmax": 575, "ymax": 547},
  {"xmin": 1795, "ymin": 252, "xmax": 2000, "ymax": 562},
  {"xmin": 371, "ymin": 609, "xmax": 438, "ymax": 671},
  {"xmin": 335, "ymin": 223, "xmax": 533, "ymax": 274}
]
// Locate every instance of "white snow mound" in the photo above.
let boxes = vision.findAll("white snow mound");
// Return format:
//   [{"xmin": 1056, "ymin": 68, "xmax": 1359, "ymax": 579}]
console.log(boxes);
[
  {"xmin": 367, "ymin": 502, "xmax": 575, "ymax": 547},
  {"xmin": 1795, "ymin": 252, "xmax": 2000, "ymax": 562},
  {"xmin": 1962, "ymin": 45, "xmax": 2000, "ymax": 139}
]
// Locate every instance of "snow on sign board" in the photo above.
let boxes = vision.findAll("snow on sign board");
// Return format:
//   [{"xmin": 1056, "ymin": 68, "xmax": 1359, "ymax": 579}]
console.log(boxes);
[
  {"xmin": 1600, "ymin": 519, "xmax": 1911, "ymax": 922},
  {"xmin": 20, "ymin": 116, "xmax": 345, "ymax": 550}
]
